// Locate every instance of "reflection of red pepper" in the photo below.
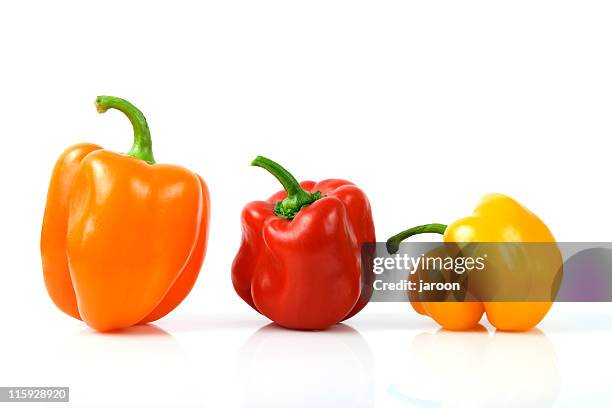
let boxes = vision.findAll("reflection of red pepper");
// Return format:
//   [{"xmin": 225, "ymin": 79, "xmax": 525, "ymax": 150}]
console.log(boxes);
[{"xmin": 232, "ymin": 156, "xmax": 375, "ymax": 330}]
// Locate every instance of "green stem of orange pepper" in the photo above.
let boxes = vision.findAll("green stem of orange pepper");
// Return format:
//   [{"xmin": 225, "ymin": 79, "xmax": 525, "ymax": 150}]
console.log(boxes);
[{"xmin": 95, "ymin": 96, "xmax": 156, "ymax": 164}]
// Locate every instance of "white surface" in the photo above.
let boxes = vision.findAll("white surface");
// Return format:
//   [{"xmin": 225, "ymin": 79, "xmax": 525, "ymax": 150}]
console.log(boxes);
[{"xmin": 1, "ymin": 0, "xmax": 612, "ymax": 406}]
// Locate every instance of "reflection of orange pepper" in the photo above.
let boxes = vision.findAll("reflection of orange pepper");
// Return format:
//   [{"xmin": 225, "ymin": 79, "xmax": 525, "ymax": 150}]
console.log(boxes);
[
  {"xmin": 387, "ymin": 193, "xmax": 558, "ymax": 331},
  {"xmin": 41, "ymin": 96, "xmax": 210, "ymax": 331}
]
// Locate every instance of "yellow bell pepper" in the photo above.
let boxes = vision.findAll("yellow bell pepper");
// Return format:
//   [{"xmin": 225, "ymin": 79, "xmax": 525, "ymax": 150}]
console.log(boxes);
[{"xmin": 387, "ymin": 193, "xmax": 561, "ymax": 331}]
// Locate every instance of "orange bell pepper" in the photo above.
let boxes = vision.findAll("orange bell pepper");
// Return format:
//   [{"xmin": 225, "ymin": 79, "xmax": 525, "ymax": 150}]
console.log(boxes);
[
  {"xmin": 41, "ymin": 96, "xmax": 210, "ymax": 331},
  {"xmin": 387, "ymin": 193, "xmax": 561, "ymax": 331}
]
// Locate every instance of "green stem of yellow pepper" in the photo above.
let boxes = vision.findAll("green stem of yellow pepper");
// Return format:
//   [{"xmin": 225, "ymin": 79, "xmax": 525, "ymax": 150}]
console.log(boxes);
[{"xmin": 386, "ymin": 223, "xmax": 448, "ymax": 254}]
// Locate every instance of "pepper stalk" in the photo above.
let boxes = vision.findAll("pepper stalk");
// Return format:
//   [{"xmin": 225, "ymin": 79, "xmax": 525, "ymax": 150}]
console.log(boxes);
[
  {"xmin": 386, "ymin": 223, "xmax": 448, "ymax": 254},
  {"xmin": 95, "ymin": 96, "xmax": 155, "ymax": 164},
  {"xmin": 251, "ymin": 155, "xmax": 324, "ymax": 220}
]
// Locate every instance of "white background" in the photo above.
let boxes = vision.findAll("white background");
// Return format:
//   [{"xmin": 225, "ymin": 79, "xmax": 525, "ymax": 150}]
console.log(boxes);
[{"xmin": 1, "ymin": 0, "xmax": 612, "ymax": 406}]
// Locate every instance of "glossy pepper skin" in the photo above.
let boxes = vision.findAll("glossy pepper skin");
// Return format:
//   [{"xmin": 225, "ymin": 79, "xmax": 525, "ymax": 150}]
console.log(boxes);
[
  {"xmin": 232, "ymin": 156, "xmax": 375, "ymax": 330},
  {"xmin": 387, "ymin": 193, "xmax": 560, "ymax": 332},
  {"xmin": 41, "ymin": 96, "xmax": 210, "ymax": 331}
]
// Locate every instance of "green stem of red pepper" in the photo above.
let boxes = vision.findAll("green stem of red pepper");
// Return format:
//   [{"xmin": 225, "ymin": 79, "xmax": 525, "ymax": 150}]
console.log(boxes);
[
  {"xmin": 95, "ymin": 95, "xmax": 156, "ymax": 164},
  {"xmin": 251, "ymin": 155, "xmax": 324, "ymax": 220},
  {"xmin": 386, "ymin": 223, "xmax": 448, "ymax": 254}
]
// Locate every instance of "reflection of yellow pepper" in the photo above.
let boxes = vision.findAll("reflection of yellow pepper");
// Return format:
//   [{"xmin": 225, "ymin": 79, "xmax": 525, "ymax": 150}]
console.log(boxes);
[{"xmin": 387, "ymin": 193, "xmax": 560, "ymax": 331}]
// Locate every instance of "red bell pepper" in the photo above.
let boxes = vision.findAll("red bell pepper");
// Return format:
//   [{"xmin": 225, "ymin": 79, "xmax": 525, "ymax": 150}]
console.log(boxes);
[{"xmin": 232, "ymin": 156, "xmax": 376, "ymax": 330}]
